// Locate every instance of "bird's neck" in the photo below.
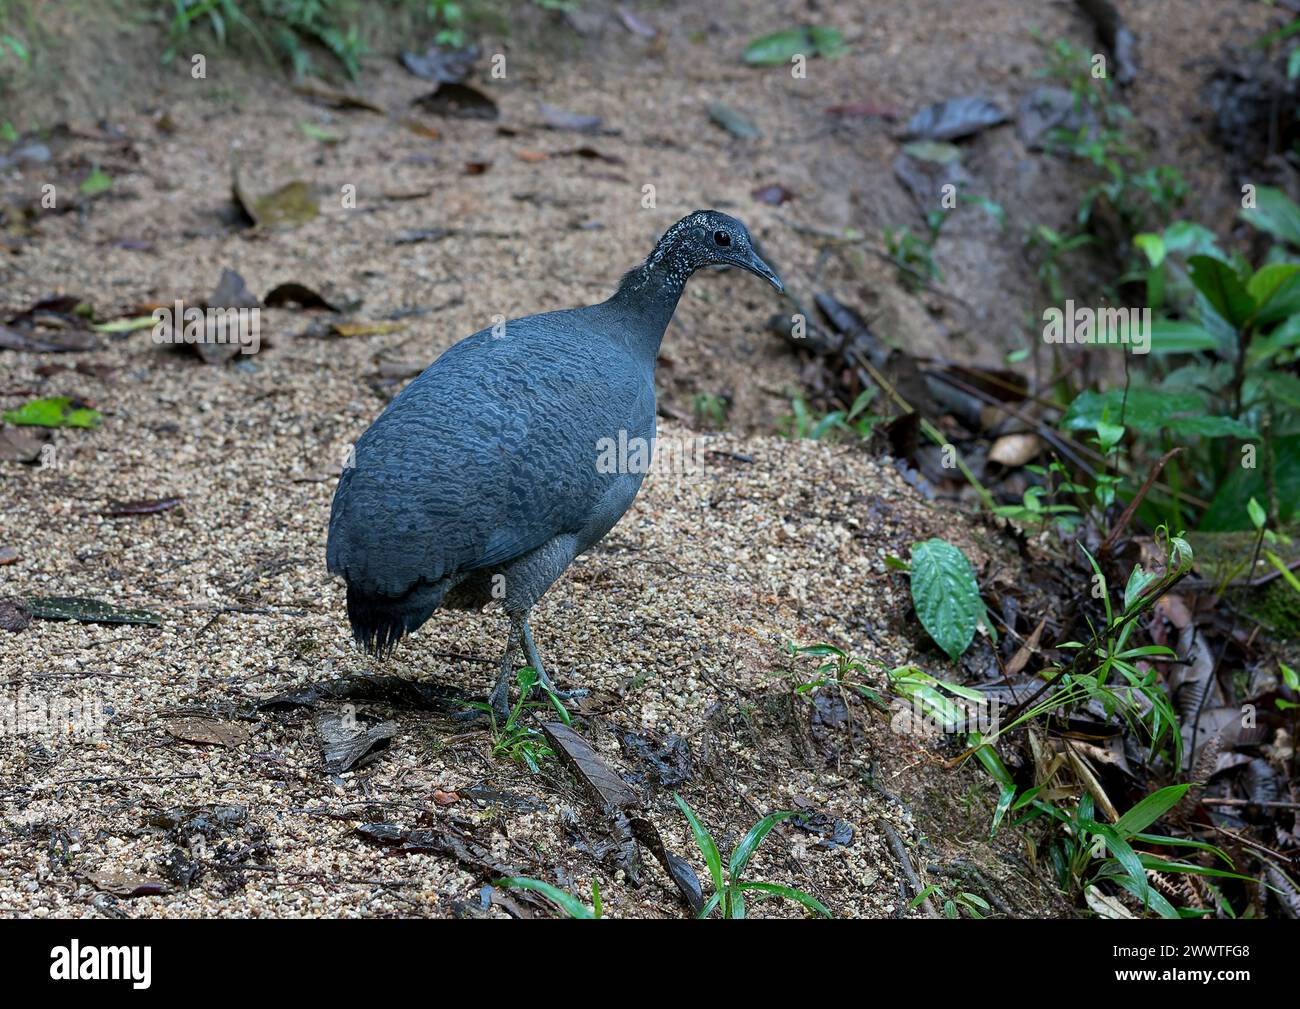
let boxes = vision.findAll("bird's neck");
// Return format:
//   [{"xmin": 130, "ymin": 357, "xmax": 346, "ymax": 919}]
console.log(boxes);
[{"xmin": 605, "ymin": 239, "xmax": 697, "ymax": 352}]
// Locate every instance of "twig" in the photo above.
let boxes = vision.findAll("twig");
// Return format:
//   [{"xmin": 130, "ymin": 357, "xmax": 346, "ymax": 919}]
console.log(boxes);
[
  {"xmin": 879, "ymin": 818, "xmax": 939, "ymax": 918},
  {"xmin": 1097, "ymin": 447, "xmax": 1184, "ymax": 557},
  {"xmin": 1201, "ymin": 797, "xmax": 1300, "ymax": 810}
]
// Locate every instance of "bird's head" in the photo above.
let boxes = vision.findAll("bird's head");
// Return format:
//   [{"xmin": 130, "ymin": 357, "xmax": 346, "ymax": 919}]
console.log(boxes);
[{"xmin": 662, "ymin": 210, "xmax": 784, "ymax": 293}]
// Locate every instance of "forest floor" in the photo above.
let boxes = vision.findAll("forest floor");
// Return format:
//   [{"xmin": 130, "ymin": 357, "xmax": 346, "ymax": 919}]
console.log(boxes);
[{"xmin": 0, "ymin": 0, "xmax": 1284, "ymax": 917}]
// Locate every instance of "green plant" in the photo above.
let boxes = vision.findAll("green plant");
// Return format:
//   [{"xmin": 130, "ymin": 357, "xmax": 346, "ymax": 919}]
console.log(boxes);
[
  {"xmin": 973, "ymin": 529, "xmax": 1192, "ymax": 770},
  {"xmin": 883, "ymin": 210, "xmax": 944, "ymax": 291},
  {"xmin": 463, "ymin": 666, "xmax": 568, "ymax": 772},
  {"xmin": 1066, "ymin": 187, "xmax": 1300, "ymax": 534},
  {"xmin": 992, "ymin": 460, "xmax": 1085, "ymax": 532},
  {"xmin": 673, "ymin": 794, "xmax": 830, "ymax": 918},
  {"xmin": 1041, "ymin": 37, "xmax": 1186, "ymax": 237},
  {"xmin": 778, "ymin": 388, "xmax": 877, "ymax": 440},
  {"xmin": 784, "ymin": 641, "xmax": 886, "ymax": 708},
  {"xmin": 692, "ymin": 392, "xmax": 729, "ymax": 429},
  {"xmin": 1028, "ymin": 224, "xmax": 1094, "ymax": 304},
  {"xmin": 496, "ymin": 877, "xmax": 601, "ymax": 918},
  {"xmin": 161, "ymin": 0, "xmax": 376, "ymax": 78},
  {"xmin": 426, "ymin": 0, "xmax": 465, "ymax": 47},
  {"xmin": 912, "ymin": 883, "xmax": 992, "ymax": 919},
  {"xmin": 906, "ymin": 538, "xmax": 986, "ymax": 660},
  {"xmin": 1021, "ymin": 787, "xmax": 1252, "ymax": 916},
  {"xmin": 1027, "ymin": 37, "xmax": 1186, "ymax": 305}
]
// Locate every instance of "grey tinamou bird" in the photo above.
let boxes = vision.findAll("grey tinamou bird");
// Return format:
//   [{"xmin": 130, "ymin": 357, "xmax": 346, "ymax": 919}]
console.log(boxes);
[{"xmin": 326, "ymin": 210, "xmax": 783, "ymax": 720}]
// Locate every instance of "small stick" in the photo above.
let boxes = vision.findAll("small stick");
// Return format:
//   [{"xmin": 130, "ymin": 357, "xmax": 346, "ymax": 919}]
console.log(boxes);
[{"xmin": 879, "ymin": 818, "xmax": 939, "ymax": 918}]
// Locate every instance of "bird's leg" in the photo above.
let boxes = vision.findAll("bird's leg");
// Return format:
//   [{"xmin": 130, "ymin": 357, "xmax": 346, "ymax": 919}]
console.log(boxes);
[
  {"xmin": 486, "ymin": 614, "xmax": 524, "ymax": 723},
  {"xmin": 521, "ymin": 617, "xmax": 587, "ymax": 703},
  {"xmin": 455, "ymin": 614, "xmax": 520, "ymax": 724}
]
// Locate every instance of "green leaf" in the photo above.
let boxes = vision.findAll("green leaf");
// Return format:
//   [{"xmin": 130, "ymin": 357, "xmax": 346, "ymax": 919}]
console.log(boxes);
[
  {"xmin": 1247, "ymin": 262, "xmax": 1300, "ymax": 306},
  {"xmin": 806, "ymin": 25, "xmax": 847, "ymax": 58},
  {"xmin": 1062, "ymin": 387, "xmax": 1196, "ymax": 435},
  {"xmin": 1187, "ymin": 255, "xmax": 1254, "ymax": 329},
  {"xmin": 1114, "ymin": 784, "xmax": 1191, "ymax": 837},
  {"xmin": 300, "ymin": 121, "xmax": 343, "ymax": 143},
  {"xmin": 1122, "ymin": 564, "xmax": 1157, "ymax": 613},
  {"xmin": 1088, "ymin": 821, "xmax": 1150, "ymax": 907},
  {"xmin": 78, "ymin": 167, "xmax": 112, "ymax": 197},
  {"xmin": 1148, "ymin": 319, "xmax": 1225, "ymax": 355},
  {"xmin": 1247, "ymin": 497, "xmax": 1267, "ymax": 531},
  {"xmin": 1135, "ymin": 856, "xmax": 1257, "ymax": 883},
  {"xmin": 1106, "ymin": 870, "xmax": 1180, "ymax": 919},
  {"xmin": 92, "ymin": 315, "xmax": 156, "ymax": 333},
  {"xmin": 673, "ymin": 793, "xmax": 724, "ymax": 894},
  {"xmin": 736, "ymin": 881, "xmax": 832, "ymax": 917},
  {"xmin": 1163, "ymin": 220, "xmax": 1226, "ymax": 260},
  {"xmin": 1265, "ymin": 549, "xmax": 1300, "ymax": 594},
  {"xmin": 1062, "ymin": 387, "xmax": 1253, "ymax": 440},
  {"xmin": 494, "ymin": 877, "xmax": 596, "ymax": 918},
  {"xmin": 2, "ymin": 396, "xmax": 102, "ymax": 428},
  {"xmin": 1134, "ymin": 232, "xmax": 1165, "ymax": 266},
  {"xmin": 743, "ymin": 26, "xmax": 844, "ymax": 65},
  {"xmin": 909, "ymin": 538, "xmax": 982, "ymax": 660},
  {"xmin": 728, "ymin": 811, "xmax": 794, "ymax": 879},
  {"xmin": 1243, "ymin": 185, "xmax": 1300, "ymax": 247},
  {"xmin": 1174, "ymin": 415, "xmax": 1258, "ymax": 439},
  {"xmin": 1250, "ymin": 268, "xmax": 1300, "ymax": 327}
]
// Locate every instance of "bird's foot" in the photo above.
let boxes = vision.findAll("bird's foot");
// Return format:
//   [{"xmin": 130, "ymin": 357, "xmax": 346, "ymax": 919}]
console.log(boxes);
[
  {"xmin": 530, "ymin": 683, "xmax": 589, "ymax": 706},
  {"xmin": 452, "ymin": 676, "xmax": 512, "ymax": 727}
]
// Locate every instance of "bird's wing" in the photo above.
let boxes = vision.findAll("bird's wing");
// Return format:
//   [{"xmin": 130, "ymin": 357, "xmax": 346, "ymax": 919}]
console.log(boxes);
[{"xmin": 326, "ymin": 315, "xmax": 653, "ymax": 599}]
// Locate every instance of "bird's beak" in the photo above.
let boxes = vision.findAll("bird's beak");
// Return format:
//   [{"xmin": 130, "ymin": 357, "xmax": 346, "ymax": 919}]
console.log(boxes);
[{"xmin": 744, "ymin": 250, "xmax": 784, "ymax": 294}]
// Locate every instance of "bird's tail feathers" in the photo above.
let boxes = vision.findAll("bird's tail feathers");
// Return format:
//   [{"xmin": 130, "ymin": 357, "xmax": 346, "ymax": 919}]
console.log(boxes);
[{"xmin": 344, "ymin": 580, "xmax": 445, "ymax": 657}]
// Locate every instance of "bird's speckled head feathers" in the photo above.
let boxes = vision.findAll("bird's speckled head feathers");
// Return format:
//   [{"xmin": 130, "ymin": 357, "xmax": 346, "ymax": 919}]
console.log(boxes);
[{"xmin": 618, "ymin": 210, "xmax": 783, "ymax": 297}]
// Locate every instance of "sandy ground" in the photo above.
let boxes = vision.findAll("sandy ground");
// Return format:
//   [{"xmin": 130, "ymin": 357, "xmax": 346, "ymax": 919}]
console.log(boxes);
[{"xmin": 0, "ymin": 0, "xmax": 1269, "ymax": 918}]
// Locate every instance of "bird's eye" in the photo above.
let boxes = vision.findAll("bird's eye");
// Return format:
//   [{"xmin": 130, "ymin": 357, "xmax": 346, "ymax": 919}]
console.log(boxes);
[{"xmin": 713, "ymin": 230, "xmax": 731, "ymax": 247}]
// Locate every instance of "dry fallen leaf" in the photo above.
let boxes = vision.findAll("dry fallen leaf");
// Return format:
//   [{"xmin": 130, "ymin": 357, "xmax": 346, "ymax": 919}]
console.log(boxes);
[
  {"xmin": 0, "ymin": 598, "xmax": 30, "ymax": 632},
  {"xmin": 85, "ymin": 870, "xmax": 170, "ymax": 898},
  {"xmin": 0, "ymin": 425, "xmax": 45, "ymax": 463},
  {"xmin": 988, "ymin": 433, "xmax": 1042, "ymax": 467},
  {"xmin": 162, "ymin": 716, "xmax": 251, "ymax": 748},
  {"xmin": 331, "ymin": 320, "xmax": 406, "ymax": 338}
]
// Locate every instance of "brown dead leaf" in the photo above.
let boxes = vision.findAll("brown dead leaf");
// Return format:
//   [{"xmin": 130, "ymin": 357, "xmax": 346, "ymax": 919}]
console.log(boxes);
[
  {"xmin": 232, "ymin": 170, "xmax": 319, "ymax": 230},
  {"xmin": 100, "ymin": 496, "xmax": 184, "ymax": 518},
  {"xmin": 751, "ymin": 183, "xmax": 797, "ymax": 206},
  {"xmin": 413, "ymin": 83, "xmax": 499, "ymax": 120},
  {"xmin": 0, "ymin": 598, "xmax": 30, "ymax": 632},
  {"xmin": 85, "ymin": 870, "xmax": 170, "ymax": 898},
  {"xmin": 0, "ymin": 322, "xmax": 100, "ymax": 353},
  {"xmin": 1004, "ymin": 616, "xmax": 1046, "ymax": 678},
  {"xmin": 162, "ymin": 716, "xmax": 251, "ymax": 748},
  {"xmin": 292, "ymin": 78, "xmax": 385, "ymax": 114},
  {"xmin": 331, "ymin": 320, "xmax": 406, "ymax": 338},
  {"xmin": 989, "ymin": 433, "xmax": 1042, "ymax": 467},
  {"xmin": 0, "ymin": 425, "xmax": 46, "ymax": 463},
  {"xmin": 400, "ymin": 117, "xmax": 443, "ymax": 140},
  {"xmin": 516, "ymin": 148, "xmax": 549, "ymax": 162}
]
